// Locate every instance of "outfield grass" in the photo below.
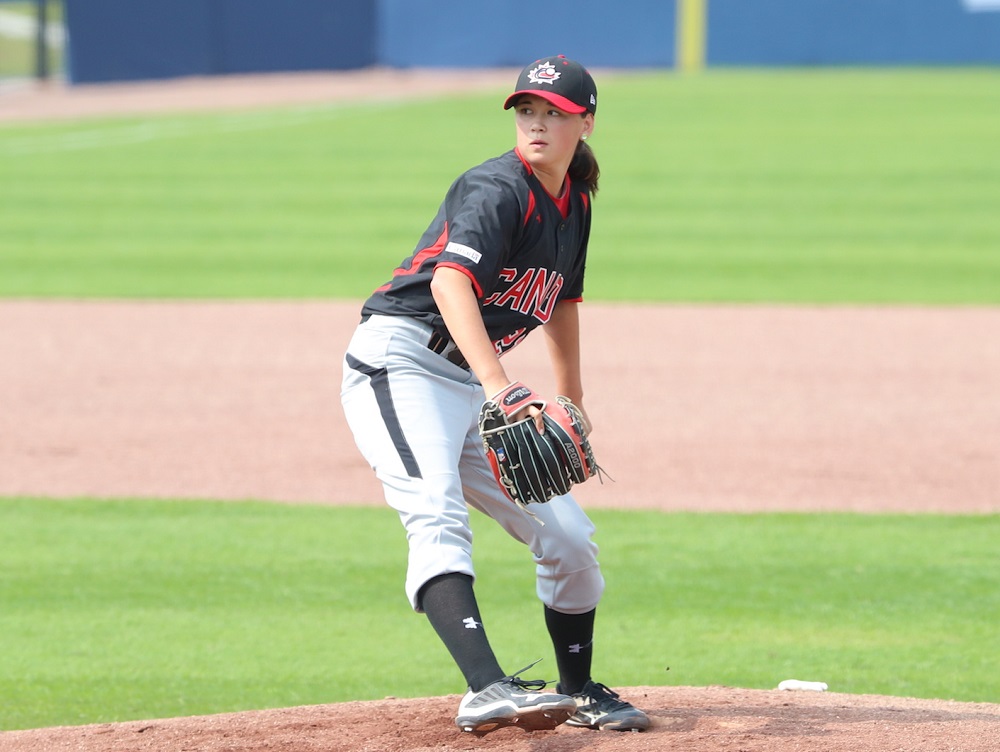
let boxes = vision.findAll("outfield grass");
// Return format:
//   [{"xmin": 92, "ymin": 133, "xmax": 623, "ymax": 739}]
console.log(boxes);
[
  {"xmin": 1, "ymin": 499, "xmax": 997, "ymax": 730},
  {"xmin": 2, "ymin": 69, "xmax": 998, "ymax": 302}
]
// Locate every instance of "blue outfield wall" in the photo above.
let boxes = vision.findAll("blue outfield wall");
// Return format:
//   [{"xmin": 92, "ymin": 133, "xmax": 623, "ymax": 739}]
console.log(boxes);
[
  {"xmin": 64, "ymin": 0, "xmax": 674, "ymax": 83},
  {"xmin": 215, "ymin": 0, "xmax": 376, "ymax": 74},
  {"xmin": 708, "ymin": 0, "xmax": 1000, "ymax": 66},
  {"xmin": 376, "ymin": 0, "xmax": 675, "ymax": 68},
  {"xmin": 64, "ymin": 0, "xmax": 377, "ymax": 84},
  {"xmin": 64, "ymin": 0, "xmax": 214, "ymax": 83},
  {"xmin": 64, "ymin": 0, "xmax": 1000, "ymax": 84}
]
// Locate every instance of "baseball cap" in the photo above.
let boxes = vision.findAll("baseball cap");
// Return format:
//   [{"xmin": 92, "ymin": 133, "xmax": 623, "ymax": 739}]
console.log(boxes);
[{"xmin": 503, "ymin": 55, "xmax": 597, "ymax": 115}]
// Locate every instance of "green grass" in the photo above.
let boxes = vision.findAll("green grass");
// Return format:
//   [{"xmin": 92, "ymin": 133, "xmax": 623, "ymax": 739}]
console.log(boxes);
[
  {"xmin": 593, "ymin": 69, "xmax": 1000, "ymax": 303},
  {"xmin": 1, "ymin": 499, "xmax": 997, "ymax": 730},
  {"xmin": 2, "ymin": 69, "xmax": 999, "ymax": 302}
]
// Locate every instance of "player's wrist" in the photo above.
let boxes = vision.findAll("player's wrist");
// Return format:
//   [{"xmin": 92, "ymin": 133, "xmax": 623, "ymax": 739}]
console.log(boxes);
[{"xmin": 481, "ymin": 376, "xmax": 513, "ymax": 400}]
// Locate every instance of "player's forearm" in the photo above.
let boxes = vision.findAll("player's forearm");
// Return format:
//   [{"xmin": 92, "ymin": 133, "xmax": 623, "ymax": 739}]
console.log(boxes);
[
  {"xmin": 430, "ymin": 267, "xmax": 510, "ymax": 396},
  {"xmin": 543, "ymin": 301, "xmax": 585, "ymax": 404}
]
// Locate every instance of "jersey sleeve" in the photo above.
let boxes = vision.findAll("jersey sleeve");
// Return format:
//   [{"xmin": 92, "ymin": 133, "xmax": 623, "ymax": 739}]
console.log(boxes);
[
  {"xmin": 560, "ymin": 187, "xmax": 592, "ymax": 302},
  {"xmin": 434, "ymin": 167, "xmax": 524, "ymax": 299}
]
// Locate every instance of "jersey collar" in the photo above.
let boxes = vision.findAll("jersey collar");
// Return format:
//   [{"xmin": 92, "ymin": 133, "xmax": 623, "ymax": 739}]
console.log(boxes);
[{"xmin": 514, "ymin": 148, "xmax": 571, "ymax": 214}]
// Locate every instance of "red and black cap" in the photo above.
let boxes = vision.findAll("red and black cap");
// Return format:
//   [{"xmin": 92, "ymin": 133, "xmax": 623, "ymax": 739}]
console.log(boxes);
[{"xmin": 503, "ymin": 55, "xmax": 597, "ymax": 115}]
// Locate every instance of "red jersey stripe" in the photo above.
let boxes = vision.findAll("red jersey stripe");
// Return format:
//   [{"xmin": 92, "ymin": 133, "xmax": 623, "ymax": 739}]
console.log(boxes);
[{"xmin": 373, "ymin": 224, "xmax": 449, "ymax": 293}]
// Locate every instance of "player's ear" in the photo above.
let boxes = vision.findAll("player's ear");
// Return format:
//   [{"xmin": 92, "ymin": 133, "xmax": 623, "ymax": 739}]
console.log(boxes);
[{"xmin": 580, "ymin": 114, "xmax": 595, "ymax": 141}]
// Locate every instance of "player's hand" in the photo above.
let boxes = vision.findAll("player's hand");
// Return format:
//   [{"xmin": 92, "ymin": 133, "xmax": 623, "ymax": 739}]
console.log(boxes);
[
  {"xmin": 526, "ymin": 404, "xmax": 545, "ymax": 434},
  {"xmin": 489, "ymin": 382, "xmax": 546, "ymax": 432}
]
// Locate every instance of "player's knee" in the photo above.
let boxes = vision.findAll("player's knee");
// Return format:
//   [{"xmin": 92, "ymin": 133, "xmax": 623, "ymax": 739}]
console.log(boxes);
[
  {"xmin": 535, "ymin": 514, "xmax": 600, "ymax": 572},
  {"xmin": 537, "ymin": 563, "xmax": 605, "ymax": 613}
]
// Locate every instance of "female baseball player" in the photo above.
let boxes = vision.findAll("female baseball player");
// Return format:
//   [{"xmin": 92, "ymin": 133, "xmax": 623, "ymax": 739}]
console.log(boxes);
[{"xmin": 341, "ymin": 56, "xmax": 649, "ymax": 735}]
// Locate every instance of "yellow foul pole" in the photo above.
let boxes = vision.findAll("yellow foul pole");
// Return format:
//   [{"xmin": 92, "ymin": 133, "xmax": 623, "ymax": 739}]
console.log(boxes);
[{"xmin": 676, "ymin": 0, "xmax": 707, "ymax": 72}]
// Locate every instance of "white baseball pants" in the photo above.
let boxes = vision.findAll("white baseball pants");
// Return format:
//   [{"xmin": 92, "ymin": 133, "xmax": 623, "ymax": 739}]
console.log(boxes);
[{"xmin": 341, "ymin": 314, "xmax": 604, "ymax": 614}]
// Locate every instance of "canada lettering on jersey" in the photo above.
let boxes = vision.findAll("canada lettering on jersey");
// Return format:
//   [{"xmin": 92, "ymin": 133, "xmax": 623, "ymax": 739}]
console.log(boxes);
[
  {"xmin": 483, "ymin": 267, "xmax": 564, "ymax": 324},
  {"xmin": 492, "ymin": 327, "xmax": 528, "ymax": 356}
]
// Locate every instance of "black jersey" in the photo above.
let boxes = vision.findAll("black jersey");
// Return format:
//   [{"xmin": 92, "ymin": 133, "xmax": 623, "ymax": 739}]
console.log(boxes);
[{"xmin": 362, "ymin": 149, "xmax": 591, "ymax": 356}]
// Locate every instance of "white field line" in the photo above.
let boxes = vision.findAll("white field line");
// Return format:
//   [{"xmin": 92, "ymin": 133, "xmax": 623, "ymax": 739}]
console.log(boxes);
[{"xmin": 0, "ymin": 100, "xmax": 401, "ymax": 156}]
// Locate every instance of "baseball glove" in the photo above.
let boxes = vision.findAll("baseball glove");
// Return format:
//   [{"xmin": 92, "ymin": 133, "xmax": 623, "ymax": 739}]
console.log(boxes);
[{"xmin": 478, "ymin": 382, "xmax": 599, "ymax": 509}]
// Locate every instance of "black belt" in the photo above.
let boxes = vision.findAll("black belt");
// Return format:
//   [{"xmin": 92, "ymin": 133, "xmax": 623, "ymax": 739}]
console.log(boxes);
[
  {"xmin": 358, "ymin": 314, "xmax": 469, "ymax": 369},
  {"xmin": 427, "ymin": 331, "xmax": 469, "ymax": 369}
]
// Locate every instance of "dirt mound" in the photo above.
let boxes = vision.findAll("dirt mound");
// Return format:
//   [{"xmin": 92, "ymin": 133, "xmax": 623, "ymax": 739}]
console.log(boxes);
[{"xmin": 3, "ymin": 687, "xmax": 999, "ymax": 752}]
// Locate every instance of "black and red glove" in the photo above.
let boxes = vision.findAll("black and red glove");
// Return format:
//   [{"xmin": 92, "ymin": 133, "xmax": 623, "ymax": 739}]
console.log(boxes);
[{"xmin": 478, "ymin": 383, "xmax": 599, "ymax": 508}]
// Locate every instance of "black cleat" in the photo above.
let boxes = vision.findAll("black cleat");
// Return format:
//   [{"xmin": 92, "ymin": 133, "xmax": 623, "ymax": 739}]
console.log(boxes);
[
  {"xmin": 455, "ymin": 664, "xmax": 576, "ymax": 736},
  {"xmin": 559, "ymin": 680, "xmax": 650, "ymax": 731}
]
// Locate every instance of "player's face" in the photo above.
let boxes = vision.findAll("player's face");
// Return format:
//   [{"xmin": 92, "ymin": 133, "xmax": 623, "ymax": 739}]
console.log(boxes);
[{"xmin": 514, "ymin": 95, "xmax": 594, "ymax": 180}]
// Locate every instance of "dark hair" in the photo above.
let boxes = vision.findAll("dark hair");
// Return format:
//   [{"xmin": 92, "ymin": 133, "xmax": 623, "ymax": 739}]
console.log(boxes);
[{"xmin": 569, "ymin": 139, "xmax": 600, "ymax": 196}]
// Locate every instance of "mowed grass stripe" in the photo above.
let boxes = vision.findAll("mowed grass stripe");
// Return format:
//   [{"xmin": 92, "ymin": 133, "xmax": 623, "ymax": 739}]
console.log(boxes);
[
  {"xmin": 2, "ymin": 69, "xmax": 998, "ymax": 302},
  {"xmin": 0, "ymin": 499, "xmax": 997, "ymax": 729}
]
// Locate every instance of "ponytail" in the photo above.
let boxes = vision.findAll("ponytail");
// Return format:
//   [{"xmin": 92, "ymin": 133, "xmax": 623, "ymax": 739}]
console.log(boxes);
[{"xmin": 569, "ymin": 140, "xmax": 600, "ymax": 196}]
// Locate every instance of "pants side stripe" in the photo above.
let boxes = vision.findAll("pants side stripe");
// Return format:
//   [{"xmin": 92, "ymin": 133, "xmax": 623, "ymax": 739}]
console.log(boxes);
[{"xmin": 346, "ymin": 353, "xmax": 422, "ymax": 479}]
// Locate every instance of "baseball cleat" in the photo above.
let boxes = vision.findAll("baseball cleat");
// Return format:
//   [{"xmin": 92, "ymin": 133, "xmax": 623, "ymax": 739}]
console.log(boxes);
[
  {"xmin": 559, "ymin": 680, "xmax": 651, "ymax": 731},
  {"xmin": 455, "ymin": 664, "xmax": 576, "ymax": 736}
]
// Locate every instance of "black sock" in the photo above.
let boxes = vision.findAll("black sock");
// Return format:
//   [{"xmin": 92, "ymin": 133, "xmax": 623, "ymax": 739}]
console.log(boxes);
[
  {"xmin": 418, "ymin": 573, "xmax": 505, "ymax": 692},
  {"xmin": 544, "ymin": 606, "xmax": 595, "ymax": 695}
]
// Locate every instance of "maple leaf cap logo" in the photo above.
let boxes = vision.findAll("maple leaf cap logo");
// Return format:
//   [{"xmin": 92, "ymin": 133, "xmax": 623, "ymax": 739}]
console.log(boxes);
[{"xmin": 526, "ymin": 61, "xmax": 560, "ymax": 85}]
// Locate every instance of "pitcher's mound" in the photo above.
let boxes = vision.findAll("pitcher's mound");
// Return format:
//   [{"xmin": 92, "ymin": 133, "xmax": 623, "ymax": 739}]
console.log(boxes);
[{"xmin": 3, "ymin": 686, "xmax": 999, "ymax": 752}]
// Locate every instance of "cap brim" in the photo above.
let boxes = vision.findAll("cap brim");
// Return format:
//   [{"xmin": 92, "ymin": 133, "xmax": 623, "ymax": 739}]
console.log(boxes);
[{"xmin": 503, "ymin": 90, "xmax": 588, "ymax": 114}]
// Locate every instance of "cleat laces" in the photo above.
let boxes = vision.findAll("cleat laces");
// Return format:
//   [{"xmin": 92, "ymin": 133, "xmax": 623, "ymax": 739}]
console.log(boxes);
[
  {"xmin": 578, "ymin": 682, "xmax": 632, "ymax": 713},
  {"xmin": 504, "ymin": 660, "xmax": 552, "ymax": 691}
]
